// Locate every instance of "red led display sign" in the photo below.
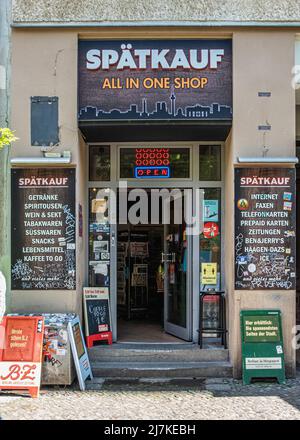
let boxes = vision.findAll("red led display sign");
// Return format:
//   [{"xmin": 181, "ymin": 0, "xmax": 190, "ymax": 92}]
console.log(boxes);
[
  {"xmin": 134, "ymin": 148, "xmax": 170, "ymax": 178},
  {"xmin": 135, "ymin": 148, "xmax": 170, "ymax": 167}
]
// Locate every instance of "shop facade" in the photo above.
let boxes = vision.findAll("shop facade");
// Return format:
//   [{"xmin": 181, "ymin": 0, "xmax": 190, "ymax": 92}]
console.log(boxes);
[{"xmin": 8, "ymin": 6, "xmax": 300, "ymax": 377}]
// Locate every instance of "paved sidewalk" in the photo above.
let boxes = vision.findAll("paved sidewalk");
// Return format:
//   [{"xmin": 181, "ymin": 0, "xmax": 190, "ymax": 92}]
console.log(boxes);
[{"xmin": 0, "ymin": 375, "xmax": 300, "ymax": 420}]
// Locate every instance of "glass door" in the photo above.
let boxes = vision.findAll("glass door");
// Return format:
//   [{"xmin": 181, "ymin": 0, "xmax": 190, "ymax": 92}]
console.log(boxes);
[
  {"xmin": 88, "ymin": 187, "xmax": 117, "ymax": 341},
  {"xmin": 163, "ymin": 191, "xmax": 191, "ymax": 340}
]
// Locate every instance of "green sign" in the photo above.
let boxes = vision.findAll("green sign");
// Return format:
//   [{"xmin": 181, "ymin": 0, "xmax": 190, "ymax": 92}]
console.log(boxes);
[
  {"xmin": 243, "ymin": 315, "xmax": 280, "ymax": 343},
  {"xmin": 240, "ymin": 310, "xmax": 285, "ymax": 385}
]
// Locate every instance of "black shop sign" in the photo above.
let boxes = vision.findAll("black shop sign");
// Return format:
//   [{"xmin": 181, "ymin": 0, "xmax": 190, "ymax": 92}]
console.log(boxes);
[
  {"xmin": 11, "ymin": 168, "xmax": 76, "ymax": 290},
  {"xmin": 78, "ymin": 39, "xmax": 232, "ymax": 122},
  {"xmin": 235, "ymin": 168, "xmax": 296, "ymax": 290}
]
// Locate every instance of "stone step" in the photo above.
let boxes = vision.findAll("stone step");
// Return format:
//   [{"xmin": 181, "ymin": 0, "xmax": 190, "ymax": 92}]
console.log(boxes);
[
  {"xmin": 91, "ymin": 361, "xmax": 233, "ymax": 378},
  {"xmin": 88, "ymin": 343, "xmax": 229, "ymax": 363}
]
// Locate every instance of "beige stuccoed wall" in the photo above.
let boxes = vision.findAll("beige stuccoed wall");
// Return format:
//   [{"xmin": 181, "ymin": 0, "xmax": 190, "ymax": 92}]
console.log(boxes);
[
  {"xmin": 10, "ymin": 29, "xmax": 87, "ymax": 316},
  {"xmin": 232, "ymin": 31, "xmax": 296, "ymax": 157},
  {"xmin": 10, "ymin": 27, "xmax": 297, "ymax": 375},
  {"xmin": 11, "ymin": 30, "xmax": 79, "ymax": 160},
  {"xmin": 229, "ymin": 30, "xmax": 296, "ymax": 377},
  {"xmin": 11, "ymin": 0, "xmax": 300, "ymax": 23},
  {"xmin": 224, "ymin": 129, "xmax": 234, "ymax": 363}
]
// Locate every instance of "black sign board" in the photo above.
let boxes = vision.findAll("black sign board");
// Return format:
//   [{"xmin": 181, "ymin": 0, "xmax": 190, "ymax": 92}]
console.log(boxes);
[
  {"xmin": 83, "ymin": 288, "xmax": 111, "ymax": 336},
  {"xmin": 235, "ymin": 168, "xmax": 296, "ymax": 290},
  {"xmin": 78, "ymin": 39, "xmax": 232, "ymax": 122},
  {"xmin": 11, "ymin": 168, "xmax": 76, "ymax": 290}
]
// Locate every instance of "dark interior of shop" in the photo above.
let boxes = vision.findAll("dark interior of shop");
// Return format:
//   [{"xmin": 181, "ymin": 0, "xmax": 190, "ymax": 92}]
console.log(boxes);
[
  {"xmin": 117, "ymin": 223, "xmax": 179, "ymax": 342},
  {"xmin": 116, "ymin": 188, "xmax": 186, "ymax": 343}
]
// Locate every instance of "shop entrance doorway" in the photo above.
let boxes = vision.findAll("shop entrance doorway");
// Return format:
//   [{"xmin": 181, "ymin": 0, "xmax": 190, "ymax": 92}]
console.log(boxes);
[
  {"xmin": 117, "ymin": 188, "xmax": 191, "ymax": 343},
  {"xmin": 87, "ymin": 142, "xmax": 224, "ymax": 344}
]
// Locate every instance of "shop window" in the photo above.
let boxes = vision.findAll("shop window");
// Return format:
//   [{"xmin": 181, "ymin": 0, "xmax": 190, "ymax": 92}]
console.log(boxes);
[
  {"xmin": 88, "ymin": 188, "xmax": 111, "ymax": 287},
  {"xmin": 200, "ymin": 188, "xmax": 222, "ymax": 290},
  {"xmin": 119, "ymin": 147, "xmax": 190, "ymax": 179},
  {"xmin": 199, "ymin": 145, "xmax": 221, "ymax": 181},
  {"xmin": 89, "ymin": 146, "xmax": 111, "ymax": 181}
]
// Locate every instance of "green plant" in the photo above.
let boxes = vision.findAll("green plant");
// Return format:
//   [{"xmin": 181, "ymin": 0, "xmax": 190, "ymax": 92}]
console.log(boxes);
[{"xmin": 0, "ymin": 128, "xmax": 18, "ymax": 149}]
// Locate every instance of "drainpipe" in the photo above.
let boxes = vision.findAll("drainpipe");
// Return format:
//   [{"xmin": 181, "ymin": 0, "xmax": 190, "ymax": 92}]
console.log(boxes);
[{"xmin": 0, "ymin": 0, "xmax": 11, "ymax": 312}]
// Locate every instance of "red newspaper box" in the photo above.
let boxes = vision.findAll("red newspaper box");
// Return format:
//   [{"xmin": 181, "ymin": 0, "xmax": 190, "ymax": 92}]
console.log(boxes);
[{"xmin": 0, "ymin": 316, "xmax": 44, "ymax": 398}]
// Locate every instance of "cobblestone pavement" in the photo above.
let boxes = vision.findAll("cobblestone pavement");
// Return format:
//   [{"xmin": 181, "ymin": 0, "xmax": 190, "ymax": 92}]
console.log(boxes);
[{"xmin": 0, "ymin": 374, "xmax": 300, "ymax": 420}]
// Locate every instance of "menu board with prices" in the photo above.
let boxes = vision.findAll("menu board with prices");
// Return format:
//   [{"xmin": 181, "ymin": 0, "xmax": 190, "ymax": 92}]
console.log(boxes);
[
  {"xmin": 11, "ymin": 168, "xmax": 76, "ymax": 290},
  {"xmin": 235, "ymin": 168, "xmax": 296, "ymax": 290}
]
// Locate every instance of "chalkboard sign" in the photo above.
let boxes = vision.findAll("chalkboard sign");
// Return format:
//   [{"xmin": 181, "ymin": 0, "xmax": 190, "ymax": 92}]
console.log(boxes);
[
  {"xmin": 11, "ymin": 168, "xmax": 76, "ymax": 290},
  {"xmin": 235, "ymin": 168, "xmax": 296, "ymax": 290},
  {"xmin": 83, "ymin": 287, "xmax": 111, "ymax": 336},
  {"xmin": 240, "ymin": 310, "xmax": 285, "ymax": 384}
]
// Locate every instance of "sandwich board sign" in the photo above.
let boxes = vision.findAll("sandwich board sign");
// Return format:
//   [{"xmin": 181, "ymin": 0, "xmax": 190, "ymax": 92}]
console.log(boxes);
[
  {"xmin": 83, "ymin": 287, "xmax": 112, "ymax": 347},
  {"xmin": 240, "ymin": 310, "xmax": 285, "ymax": 384},
  {"xmin": 68, "ymin": 315, "xmax": 93, "ymax": 390},
  {"xmin": 0, "ymin": 315, "xmax": 44, "ymax": 398}
]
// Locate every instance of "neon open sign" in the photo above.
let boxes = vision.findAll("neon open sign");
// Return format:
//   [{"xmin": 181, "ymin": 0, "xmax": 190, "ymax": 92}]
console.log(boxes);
[{"xmin": 134, "ymin": 148, "xmax": 170, "ymax": 178}]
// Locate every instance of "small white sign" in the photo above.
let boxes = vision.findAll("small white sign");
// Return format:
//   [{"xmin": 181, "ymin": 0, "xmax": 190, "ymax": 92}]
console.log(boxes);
[
  {"xmin": 245, "ymin": 357, "xmax": 282, "ymax": 370},
  {"xmin": 0, "ymin": 362, "xmax": 41, "ymax": 387}
]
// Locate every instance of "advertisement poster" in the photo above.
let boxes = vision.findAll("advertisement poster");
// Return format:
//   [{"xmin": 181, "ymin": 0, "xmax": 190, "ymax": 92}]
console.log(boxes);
[
  {"xmin": 201, "ymin": 262, "xmax": 217, "ymax": 285},
  {"xmin": 78, "ymin": 40, "xmax": 232, "ymax": 121},
  {"xmin": 203, "ymin": 200, "xmax": 219, "ymax": 221},
  {"xmin": 235, "ymin": 168, "xmax": 296, "ymax": 290},
  {"xmin": 11, "ymin": 168, "xmax": 76, "ymax": 290},
  {"xmin": 242, "ymin": 314, "xmax": 280, "ymax": 343},
  {"xmin": 89, "ymin": 188, "xmax": 111, "ymax": 288},
  {"xmin": 203, "ymin": 222, "xmax": 219, "ymax": 239},
  {"xmin": 0, "ymin": 316, "xmax": 44, "ymax": 397}
]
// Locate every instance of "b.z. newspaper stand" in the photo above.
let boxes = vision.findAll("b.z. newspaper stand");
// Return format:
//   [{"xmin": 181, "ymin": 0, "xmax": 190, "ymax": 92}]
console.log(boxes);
[{"xmin": 240, "ymin": 310, "xmax": 285, "ymax": 384}]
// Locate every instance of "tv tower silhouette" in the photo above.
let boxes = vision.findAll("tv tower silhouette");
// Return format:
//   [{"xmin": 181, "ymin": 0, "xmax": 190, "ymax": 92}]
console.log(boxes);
[{"xmin": 170, "ymin": 87, "xmax": 176, "ymax": 116}]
